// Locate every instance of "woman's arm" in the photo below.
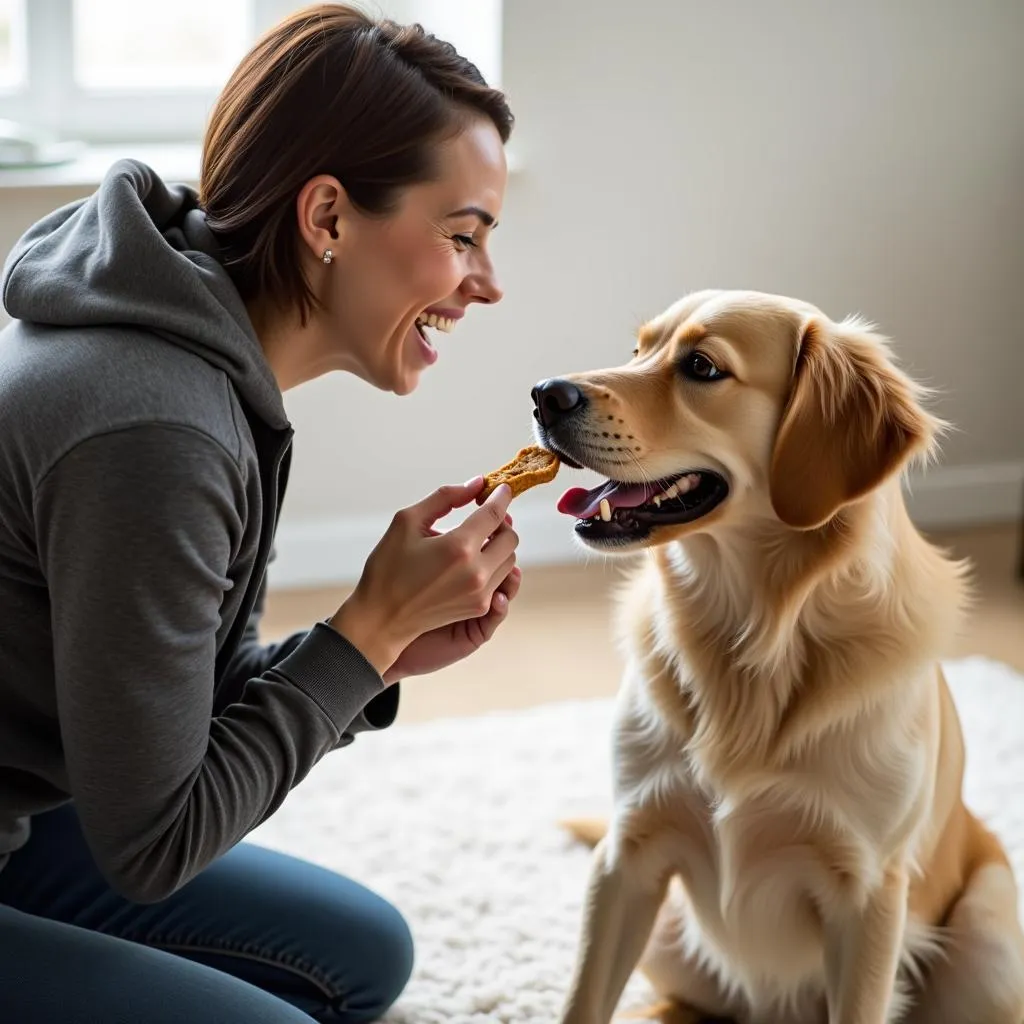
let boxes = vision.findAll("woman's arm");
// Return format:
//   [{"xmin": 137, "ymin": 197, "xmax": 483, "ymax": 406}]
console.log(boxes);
[
  {"xmin": 215, "ymin": 553, "xmax": 401, "ymax": 730},
  {"xmin": 212, "ymin": 567, "xmax": 307, "ymax": 714},
  {"xmin": 35, "ymin": 423, "xmax": 387, "ymax": 903}
]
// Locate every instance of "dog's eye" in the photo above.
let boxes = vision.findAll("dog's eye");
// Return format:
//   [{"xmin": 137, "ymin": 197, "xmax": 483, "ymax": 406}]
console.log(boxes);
[{"xmin": 681, "ymin": 352, "xmax": 727, "ymax": 381}]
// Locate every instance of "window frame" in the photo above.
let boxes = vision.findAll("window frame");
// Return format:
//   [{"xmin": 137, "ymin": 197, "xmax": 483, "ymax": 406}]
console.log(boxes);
[
  {"xmin": 0, "ymin": 0, "xmax": 279, "ymax": 142},
  {"xmin": 0, "ymin": 0, "xmax": 502, "ymax": 145}
]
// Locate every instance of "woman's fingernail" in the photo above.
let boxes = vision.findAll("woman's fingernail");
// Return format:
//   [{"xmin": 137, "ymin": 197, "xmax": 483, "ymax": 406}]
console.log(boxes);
[
  {"xmin": 494, "ymin": 593, "xmax": 508, "ymax": 611},
  {"xmin": 463, "ymin": 475, "xmax": 483, "ymax": 488}
]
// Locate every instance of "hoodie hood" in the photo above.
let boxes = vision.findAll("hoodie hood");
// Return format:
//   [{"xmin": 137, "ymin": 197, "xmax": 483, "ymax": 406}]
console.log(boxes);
[{"xmin": 1, "ymin": 158, "xmax": 287, "ymax": 430}]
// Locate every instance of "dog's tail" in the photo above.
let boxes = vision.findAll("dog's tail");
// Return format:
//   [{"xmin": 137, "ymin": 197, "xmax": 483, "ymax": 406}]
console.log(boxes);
[{"xmin": 560, "ymin": 816, "xmax": 608, "ymax": 848}]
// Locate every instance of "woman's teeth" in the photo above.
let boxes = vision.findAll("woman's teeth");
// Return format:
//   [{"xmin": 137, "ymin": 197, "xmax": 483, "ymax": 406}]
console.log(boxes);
[{"xmin": 416, "ymin": 312, "xmax": 456, "ymax": 333}]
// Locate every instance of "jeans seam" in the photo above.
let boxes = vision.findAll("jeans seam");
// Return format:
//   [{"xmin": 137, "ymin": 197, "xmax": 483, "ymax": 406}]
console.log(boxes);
[{"xmin": 140, "ymin": 935, "xmax": 343, "ymax": 1005}]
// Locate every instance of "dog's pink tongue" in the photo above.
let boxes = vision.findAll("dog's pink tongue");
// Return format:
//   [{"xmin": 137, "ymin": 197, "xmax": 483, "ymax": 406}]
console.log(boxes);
[
  {"xmin": 557, "ymin": 481, "xmax": 653, "ymax": 519},
  {"xmin": 557, "ymin": 487, "xmax": 603, "ymax": 518}
]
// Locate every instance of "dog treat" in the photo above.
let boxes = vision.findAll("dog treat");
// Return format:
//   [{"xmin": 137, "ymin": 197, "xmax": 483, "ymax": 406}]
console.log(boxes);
[{"xmin": 480, "ymin": 445, "xmax": 560, "ymax": 500}]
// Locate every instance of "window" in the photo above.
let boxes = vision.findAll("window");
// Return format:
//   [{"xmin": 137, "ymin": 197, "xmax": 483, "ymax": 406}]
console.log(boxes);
[
  {"xmin": 0, "ymin": 0, "xmax": 502, "ymax": 145},
  {"xmin": 72, "ymin": 1, "xmax": 254, "ymax": 92},
  {"xmin": 0, "ymin": 0, "xmax": 26, "ymax": 92}
]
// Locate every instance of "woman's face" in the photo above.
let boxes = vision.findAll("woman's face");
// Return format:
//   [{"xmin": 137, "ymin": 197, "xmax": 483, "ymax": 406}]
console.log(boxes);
[{"xmin": 306, "ymin": 116, "xmax": 508, "ymax": 395}]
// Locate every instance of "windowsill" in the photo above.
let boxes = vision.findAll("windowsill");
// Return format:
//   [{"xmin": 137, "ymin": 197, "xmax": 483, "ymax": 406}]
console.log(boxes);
[
  {"xmin": 0, "ymin": 140, "xmax": 523, "ymax": 192},
  {"xmin": 0, "ymin": 142, "xmax": 205, "ymax": 190}
]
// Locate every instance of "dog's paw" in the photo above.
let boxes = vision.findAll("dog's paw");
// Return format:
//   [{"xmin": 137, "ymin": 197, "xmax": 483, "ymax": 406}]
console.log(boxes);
[
  {"xmin": 559, "ymin": 816, "xmax": 608, "ymax": 848},
  {"xmin": 615, "ymin": 1000, "xmax": 730, "ymax": 1024}
]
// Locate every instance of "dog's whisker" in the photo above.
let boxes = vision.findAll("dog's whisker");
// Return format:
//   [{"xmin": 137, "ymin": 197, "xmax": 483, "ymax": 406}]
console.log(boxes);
[{"xmin": 622, "ymin": 448, "xmax": 654, "ymax": 489}]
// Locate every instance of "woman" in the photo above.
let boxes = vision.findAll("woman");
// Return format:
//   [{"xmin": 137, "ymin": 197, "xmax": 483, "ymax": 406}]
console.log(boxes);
[{"xmin": 0, "ymin": 4, "xmax": 518, "ymax": 1021}]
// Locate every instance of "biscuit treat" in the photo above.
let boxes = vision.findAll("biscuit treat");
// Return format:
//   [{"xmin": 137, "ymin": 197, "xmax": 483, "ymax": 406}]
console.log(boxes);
[{"xmin": 480, "ymin": 445, "xmax": 560, "ymax": 500}]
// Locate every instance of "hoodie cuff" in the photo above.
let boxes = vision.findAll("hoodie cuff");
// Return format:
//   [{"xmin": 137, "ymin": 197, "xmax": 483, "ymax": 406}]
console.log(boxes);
[{"xmin": 271, "ymin": 622, "xmax": 397, "ymax": 739}]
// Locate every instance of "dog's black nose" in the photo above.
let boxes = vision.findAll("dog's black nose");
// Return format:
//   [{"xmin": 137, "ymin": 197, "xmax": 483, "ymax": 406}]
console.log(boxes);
[{"xmin": 531, "ymin": 378, "xmax": 584, "ymax": 427}]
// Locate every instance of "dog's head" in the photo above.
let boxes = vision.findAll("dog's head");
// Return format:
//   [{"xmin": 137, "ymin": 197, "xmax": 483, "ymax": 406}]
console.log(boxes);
[{"xmin": 533, "ymin": 289, "xmax": 942, "ymax": 553}]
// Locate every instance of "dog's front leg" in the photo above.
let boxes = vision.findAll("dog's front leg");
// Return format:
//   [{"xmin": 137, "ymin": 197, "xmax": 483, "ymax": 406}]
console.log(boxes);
[
  {"xmin": 823, "ymin": 865, "xmax": 909, "ymax": 1024},
  {"xmin": 561, "ymin": 834, "xmax": 669, "ymax": 1024}
]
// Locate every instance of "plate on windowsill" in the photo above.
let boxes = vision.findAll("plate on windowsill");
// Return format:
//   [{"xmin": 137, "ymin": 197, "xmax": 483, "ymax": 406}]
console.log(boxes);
[{"xmin": 0, "ymin": 120, "xmax": 86, "ymax": 169}]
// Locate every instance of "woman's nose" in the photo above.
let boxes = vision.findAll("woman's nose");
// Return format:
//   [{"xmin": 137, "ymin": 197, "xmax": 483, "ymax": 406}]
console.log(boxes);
[{"xmin": 463, "ymin": 266, "xmax": 503, "ymax": 305}]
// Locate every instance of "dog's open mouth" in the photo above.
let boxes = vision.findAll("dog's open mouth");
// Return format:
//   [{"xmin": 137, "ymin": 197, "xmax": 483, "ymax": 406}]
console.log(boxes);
[{"xmin": 557, "ymin": 470, "xmax": 729, "ymax": 542}]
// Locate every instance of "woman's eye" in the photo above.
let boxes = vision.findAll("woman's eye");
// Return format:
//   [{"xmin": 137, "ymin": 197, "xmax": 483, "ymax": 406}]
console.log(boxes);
[
  {"xmin": 452, "ymin": 234, "xmax": 477, "ymax": 251},
  {"xmin": 681, "ymin": 351, "xmax": 727, "ymax": 381}
]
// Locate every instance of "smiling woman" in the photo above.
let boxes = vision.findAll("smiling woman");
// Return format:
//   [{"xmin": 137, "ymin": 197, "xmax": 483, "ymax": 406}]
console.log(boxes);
[
  {"xmin": 0, "ymin": 4, "xmax": 522, "ymax": 1023},
  {"xmin": 202, "ymin": 6, "xmax": 511, "ymax": 394}
]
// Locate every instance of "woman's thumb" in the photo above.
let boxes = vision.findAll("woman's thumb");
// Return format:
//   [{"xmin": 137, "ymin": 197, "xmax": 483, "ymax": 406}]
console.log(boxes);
[{"xmin": 411, "ymin": 477, "xmax": 485, "ymax": 528}]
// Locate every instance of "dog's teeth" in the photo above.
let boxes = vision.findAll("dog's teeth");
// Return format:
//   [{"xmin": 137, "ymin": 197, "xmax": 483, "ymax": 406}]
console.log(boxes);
[
  {"xmin": 599, "ymin": 498, "xmax": 612, "ymax": 522},
  {"xmin": 663, "ymin": 482, "xmax": 680, "ymax": 499},
  {"xmin": 653, "ymin": 496, "xmax": 662, "ymax": 507}
]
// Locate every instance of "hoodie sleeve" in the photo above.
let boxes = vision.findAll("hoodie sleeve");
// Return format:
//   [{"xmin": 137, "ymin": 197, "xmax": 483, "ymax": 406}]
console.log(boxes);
[
  {"xmin": 214, "ymin": 563, "xmax": 401, "ymax": 731},
  {"xmin": 34, "ymin": 422, "xmax": 392, "ymax": 903},
  {"xmin": 211, "ymin": 567, "xmax": 307, "ymax": 715}
]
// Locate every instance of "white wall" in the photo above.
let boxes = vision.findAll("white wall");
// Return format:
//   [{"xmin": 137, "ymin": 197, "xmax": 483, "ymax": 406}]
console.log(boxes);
[{"xmin": 1, "ymin": 0, "xmax": 1022, "ymax": 588}]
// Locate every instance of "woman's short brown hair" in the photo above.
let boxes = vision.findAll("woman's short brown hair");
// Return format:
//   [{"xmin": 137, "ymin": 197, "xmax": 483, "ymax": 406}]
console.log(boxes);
[{"xmin": 200, "ymin": 2, "xmax": 513, "ymax": 324}]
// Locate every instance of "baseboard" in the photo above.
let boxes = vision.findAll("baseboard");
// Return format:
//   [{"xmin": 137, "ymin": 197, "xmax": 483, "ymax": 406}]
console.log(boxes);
[
  {"xmin": 902, "ymin": 459, "xmax": 1024, "ymax": 529},
  {"xmin": 268, "ymin": 459, "xmax": 1024, "ymax": 590}
]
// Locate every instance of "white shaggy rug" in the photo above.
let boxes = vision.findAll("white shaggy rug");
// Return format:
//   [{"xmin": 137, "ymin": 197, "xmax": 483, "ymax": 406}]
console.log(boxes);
[{"xmin": 249, "ymin": 656, "xmax": 1024, "ymax": 1023}]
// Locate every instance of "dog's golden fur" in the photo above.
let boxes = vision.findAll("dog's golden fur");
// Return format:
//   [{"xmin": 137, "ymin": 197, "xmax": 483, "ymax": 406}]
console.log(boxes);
[{"xmin": 546, "ymin": 291, "xmax": 1024, "ymax": 1023}]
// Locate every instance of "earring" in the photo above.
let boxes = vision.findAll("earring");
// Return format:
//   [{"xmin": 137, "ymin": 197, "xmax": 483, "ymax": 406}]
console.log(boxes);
[{"xmin": 321, "ymin": 248, "xmax": 333, "ymax": 264}]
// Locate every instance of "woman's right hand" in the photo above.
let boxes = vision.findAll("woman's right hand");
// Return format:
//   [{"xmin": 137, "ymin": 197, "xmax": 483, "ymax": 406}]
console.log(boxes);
[{"xmin": 328, "ymin": 477, "xmax": 518, "ymax": 675}]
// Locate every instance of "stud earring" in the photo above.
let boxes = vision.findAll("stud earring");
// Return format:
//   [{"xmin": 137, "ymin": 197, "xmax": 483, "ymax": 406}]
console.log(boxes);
[{"xmin": 321, "ymin": 248, "xmax": 333, "ymax": 264}]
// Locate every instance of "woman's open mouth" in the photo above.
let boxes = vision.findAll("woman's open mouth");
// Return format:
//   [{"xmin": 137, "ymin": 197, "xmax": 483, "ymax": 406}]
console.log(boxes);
[
  {"xmin": 557, "ymin": 469, "xmax": 729, "ymax": 543},
  {"xmin": 412, "ymin": 310, "xmax": 459, "ymax": 366}
]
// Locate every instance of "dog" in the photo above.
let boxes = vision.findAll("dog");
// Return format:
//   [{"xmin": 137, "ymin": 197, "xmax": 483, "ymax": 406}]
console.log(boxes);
[{"xmin": 531, "ymin": 290, "xmax": 1024, "ymax": 1024}]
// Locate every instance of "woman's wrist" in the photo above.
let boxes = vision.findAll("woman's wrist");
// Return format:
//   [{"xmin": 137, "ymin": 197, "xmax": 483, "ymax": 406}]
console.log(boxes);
[{"xmin": 327, "ymin": 594, "xmax": 406, "ymax": 678}]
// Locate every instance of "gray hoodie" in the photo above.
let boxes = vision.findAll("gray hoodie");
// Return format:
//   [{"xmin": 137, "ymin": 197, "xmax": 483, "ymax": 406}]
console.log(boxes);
[{"xmin": 0, "ymin": 159, "xmax": 398, "ymax": 902}]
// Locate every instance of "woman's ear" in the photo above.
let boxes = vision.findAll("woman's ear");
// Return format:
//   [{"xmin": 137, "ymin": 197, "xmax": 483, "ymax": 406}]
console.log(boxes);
[
  {"xmin": 769, "ymin": 317, "xmax": 942, "ymax": 530},
  {"xmin": 294, "ymin": 174, "xmax": 347, "ymax": 261}
]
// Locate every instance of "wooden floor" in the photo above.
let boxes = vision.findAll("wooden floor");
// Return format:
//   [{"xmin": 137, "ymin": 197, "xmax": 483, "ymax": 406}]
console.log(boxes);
[{"xmin": 263, "ymin": 524, "xmax": 1024, "ymax": 724}]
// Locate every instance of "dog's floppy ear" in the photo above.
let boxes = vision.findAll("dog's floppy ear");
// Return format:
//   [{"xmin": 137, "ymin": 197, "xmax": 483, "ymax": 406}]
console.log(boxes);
[{"xmin": 769, "ymin": 317, "xmax": 940, "ymax": 530}]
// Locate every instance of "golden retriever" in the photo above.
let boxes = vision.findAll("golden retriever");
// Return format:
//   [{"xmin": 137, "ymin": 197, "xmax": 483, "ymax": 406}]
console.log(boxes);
[{"xmin": 529, "ymin": 290, "xmax": 1024, "ymax": 1024}]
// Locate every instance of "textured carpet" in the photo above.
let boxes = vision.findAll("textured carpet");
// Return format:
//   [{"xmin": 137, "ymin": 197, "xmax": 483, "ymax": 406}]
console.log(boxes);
[{"xmin": 249, "ymin": 656, "xmax": 1024, "ymax": 1023}]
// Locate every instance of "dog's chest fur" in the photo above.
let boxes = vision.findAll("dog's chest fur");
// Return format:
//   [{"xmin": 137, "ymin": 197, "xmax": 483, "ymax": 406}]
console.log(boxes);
[{"xmin": 609, "ymin": 612, "xmax": 937, "ymax": 1014}]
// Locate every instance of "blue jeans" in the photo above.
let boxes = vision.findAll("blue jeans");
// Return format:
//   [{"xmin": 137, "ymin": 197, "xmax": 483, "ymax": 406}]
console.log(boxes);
[{"xmin": 0, "ymin": 804, "xmax": 414, "ymax": 1022}]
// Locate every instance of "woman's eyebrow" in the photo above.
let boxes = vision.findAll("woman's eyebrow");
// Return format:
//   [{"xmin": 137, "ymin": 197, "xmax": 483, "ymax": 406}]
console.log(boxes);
[{"xmin": 445, "ymin": 205, "xmax": 497, "ymax": 228}]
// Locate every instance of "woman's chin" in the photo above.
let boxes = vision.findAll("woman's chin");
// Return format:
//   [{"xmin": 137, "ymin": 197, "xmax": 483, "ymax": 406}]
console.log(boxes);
[
  {"xmin": 392, "ymin": 358, "xmax": 426, "ymax": 396},
  {"xmin": 392, "ymin": 372, "xmax": 421, "ymax": 396},
  {"xmin": 373, "ymin": 323, "xmax": 437, "ymax": 394}
]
